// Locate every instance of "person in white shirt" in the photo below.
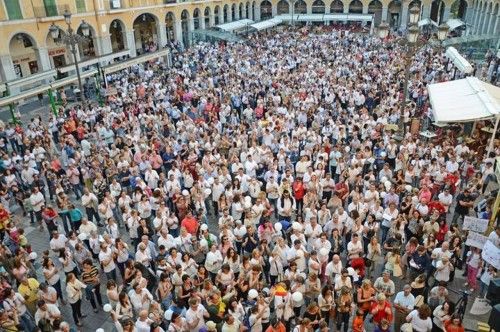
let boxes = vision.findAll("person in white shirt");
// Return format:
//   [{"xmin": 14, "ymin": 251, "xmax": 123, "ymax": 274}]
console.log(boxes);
[
  {"xmin": 49, "ymin": 231, "xmax": 67, "ymax": 254},
  {"xmin": 347, "ymin": 234, "xmax": 364, "ymax": 259},
  {"xmin": 99, "ymin": 242, "xmax": 117, "ymax": 280},
  {"xmin": 81, "ymin": 188, "xmax": 101, "ymax": 225},
  {"xmin": 135, "ymin": 309, "xmax": 154, "ymax": 332},
  {"xmin": 128, "ymin": 284, "xmax": 154, "ymax": 314},
  {"xmin": 34, "ymin": 300, "xmax": 61, "ymax": 327},
  {"xmin": 406, "ymin": 305, "xmax": 433, "ymax": 332},
  {"xmin": 185, "ymin": 298, "xmax": 209, "ymax": 331},
  {"xmin": 437, "ymin": 188, "xmax": 453, "ymax": 213},
  {"xmin": 29, "ymin": 187, "xmax": 45, "ymax": 227},
  {"xmin": 65, "ymin": 272, "xmax": 86, "ymax": 326}
]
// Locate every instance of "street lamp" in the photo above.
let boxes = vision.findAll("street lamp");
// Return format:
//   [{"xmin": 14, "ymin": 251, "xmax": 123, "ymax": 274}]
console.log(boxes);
[
  {"xmin": 395, "ymin": 6, "xmax": 449, "ymax": 139},
  {"xmin": 49, "ymin": 10, "xmax": 90, "ymax": 102},
  {"xmin": 408, "ymin": 6, "xmax": 420, "ymax": 25}
]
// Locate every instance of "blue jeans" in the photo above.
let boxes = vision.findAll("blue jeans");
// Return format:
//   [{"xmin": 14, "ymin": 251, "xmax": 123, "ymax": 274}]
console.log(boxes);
[{"xmin": 19, "ymin": 312, "xmax": 35, "ymax": 331}]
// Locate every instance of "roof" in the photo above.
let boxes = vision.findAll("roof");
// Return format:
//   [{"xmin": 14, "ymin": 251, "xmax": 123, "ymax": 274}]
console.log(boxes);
[
  {"xmin": 250, "ymin": 18, "xmax": 283, "ymax": 31},
  {"xmin": 428, "ymin": 77, "xmax": 500, "ymax": 124},
  {"xmin": 216, "ymin": 19, "xmax": 254, "ymax": 32}
]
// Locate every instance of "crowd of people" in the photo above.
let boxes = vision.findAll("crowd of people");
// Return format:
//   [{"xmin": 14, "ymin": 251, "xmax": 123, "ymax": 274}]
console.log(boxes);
[{"xmin": 0, "ymin": 25, "xmax": 498, "ymax": 332}]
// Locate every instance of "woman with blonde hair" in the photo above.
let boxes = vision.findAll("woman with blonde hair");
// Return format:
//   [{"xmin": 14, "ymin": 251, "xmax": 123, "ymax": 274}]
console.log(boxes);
[
  {"xmin": 336, "ymin": 286, "xmax": 353, "ymax": 332},
  {"xmin": 357, "ymin": 279, "xmax": 376, "ymax": 318}
]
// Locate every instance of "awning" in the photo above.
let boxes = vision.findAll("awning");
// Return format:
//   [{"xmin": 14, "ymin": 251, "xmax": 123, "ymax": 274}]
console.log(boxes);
[
  {"xmin": 428, "ymin": 77, "xmax": 500, "ymax": 124},
  {"xmin": 323, "ymin": 14, "xmax": 374, "ymax": 21},
  {"xmin": 296, "ymin": 14, "xmax": 325, "ymax": 22},
  {"xmin": 446, "ymin": 18, "xmax": 465, "ymax": 31},
  {"xmin": 216, "ymin": 19, "xmax": 254, "ymax": 32},
  {"xmin": 102, "ymin": 49, "xmax": 170, "ymax": 75},
  {"xmin": 274, "ymin": 14, "xmax": 299, "ymax": 21},
  {"xmin": 418, "ymin": 18, "xmax": 438, "ymax": 27},
  {"xmin": 250, "ymin": 18, "xmax": 283, "ymax": 31}
]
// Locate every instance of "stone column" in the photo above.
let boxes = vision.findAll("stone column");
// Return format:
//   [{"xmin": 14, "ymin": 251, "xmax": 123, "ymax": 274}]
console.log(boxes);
[
  {"xmin": 381, "ymin": 4, "xmax": 388, "ymax": 22},
  {"xmin": 175, "ymin": 20, "xmax": 183, "ymax": 45},
  {"xmin": 362, "ymin": 2, "xmax": 369, "ymax": 14},
  {"xmin": 487, "ymin": 11, "xmax": 496, "ymax": 34},
  {"xmin": 249, "ymin": 5, "xmax": 254, "ymax": 20},
  {"xmin": 255, "ymin": 3, "xmax": 261, "ymax": 21},
  {"xmin": 200, "ymin": 15, "xmax": 206, "ymax": 29},
  {"xmin": 472, "ymin": 5, "xmax": 480, "ymax": 33},
  {"xmin": 209, "ymin": 14, "xmax": 215, "ymax": 27},
  {"xmin": 494, "ymin": 14, "xmax": 500, "ymax": 35},
  {"xmin": 235, "ymin": 6, "xmax": 241, "ymax": 19},
  {"xmin": 421, "ymin": 1, "xmax": 432, "ymax": 19},
  {"xmin": 442, "ymin": 4, "xmax": 451, "ymax": 22},
  {"xmin": 158, "ymin": 22, "xmax": 167, "ymax": 48},
  {"xmin": 35, "ymin": 47, "xmax": 52, "ymax": 72},
  {"xmin": 400, "ymin": 0, "xmax": 409, "ymax": 28},
  {"xmin": 343, "ymin": 3, "xmax": 349, "ymax": 14},
  {"xmin": 219, "ymin": 9, "xmax": 225, "ymax": 23},
  {"xmin": 125, "ymin": 30, "xmax": 137, "ymax": 57},
  {"xmin": 97, "ymin": 34, "xmax": 113, "ymax": 55},
  {"xmin": 272, "ymin": 2, "xmax": 278, "ymax": 16},
  {"xmin": 307, "ymin": 2, "xmax": 312, "ymax": 14},
  {"xmin": 0, "ymin": 54, "xmax": 18, "ymax": 82}
]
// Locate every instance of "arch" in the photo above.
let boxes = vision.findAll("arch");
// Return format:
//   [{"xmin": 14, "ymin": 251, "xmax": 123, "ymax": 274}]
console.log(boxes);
[
  {"xmin": 246, "ymin": 2, "xmax": 251, "ymax": 18},
  {"xmin": 231, "ymin": 3, "xmax": 237, "ymax": 20},
  {"xmin": 181, "ymin": 9, "xmax": 190, "ymax": 47},
  {"xmin": 277, "ymin": 0, "xmax": 290, "ymax": 14},
  {"xmin": 166, "ymin": 12, "xmax": 176, "ymax": 42},
  {"xmin": 223, "ymin": 4, "xmax": 229, "ymax": 22},
  {"xmin": 253, "ymin": 1, "xmax": 257, "ymax": 20},
  {"xmin": 312, "ymin": 0, "xmax": 325, "ymax": 13},
  {"xmin": 294, "ymin": 0, "xmax": 307, "ymax": 13},
  {"xmin": 193, "ymin": 8, "xmax": 201, "ymax": 30},
  {"xmin": 349, "ymin": 0, "xmax": 363, "ymax": 13},
  {"xmin": 214, "ymin": 5, "xmax": 221, "ymax": 25},
  {"xmin": 239, "ymin": 3, "xmax": 245, "ymax": 18},
  {"xmin": 204, "ymin": 7, "xmax": 211, "ymax": 27},
  {"xmin": 388, "ymin": 0, "xmax": 401, "ymax": 27},
  {"xmin": 45, "ymin": 30, "xmax": 69, "ymax": 70},
  {"xmin": 368, "ymin": 0, "xmax": 383, "ymax": 24},
  {"xmin": 450, "ymin": 0, "xmax": 468, "ymax": 19},
  {"xmin": 76, "ymin": 22, "xmax": 97, "ymax": 59},
  {"xmin": 482, "ymin": 2, "xmax": 492, "ymax": 33},
  {"xmin": 9, "ymin": 32, "xmax": 41, "ymax": 78},
  {"xmin": 261, "ymin": 0, "xmax": 272, "ymax": 19},
  {"xmin": 331, "ymin": 0, "xmax": 344, "ymax": 13},
  {"xmin": 109, "ymin": 19, "xmax": 126, "ymax": 53},
  {"xmin": 430, "ymin": 0, "xmax": 445, "ymax": 24},
  {"xmin": 133, "ymin": 13, "xmax": 159, "ymax": 55}
]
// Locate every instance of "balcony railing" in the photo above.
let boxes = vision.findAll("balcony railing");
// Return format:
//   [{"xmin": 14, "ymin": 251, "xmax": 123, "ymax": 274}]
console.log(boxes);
[{"xmin": 33, "ymin": 4, "xmax": 70, "ymax": 18}]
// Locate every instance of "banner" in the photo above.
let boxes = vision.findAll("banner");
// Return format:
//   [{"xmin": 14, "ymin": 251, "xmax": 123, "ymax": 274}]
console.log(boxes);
[
  {"xmin": 463, "ymin": 216, "xmax": 489, "ymax": 233},
  {"xmin": 482, "ymin": 240, "xmax": 500, "ymax": 269},
  {"xmin": 465, "ymin": 231, "xmax": 488, "ymax": 249}
]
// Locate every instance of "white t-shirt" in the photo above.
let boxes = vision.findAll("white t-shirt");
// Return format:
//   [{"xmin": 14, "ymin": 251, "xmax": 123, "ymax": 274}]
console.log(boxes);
[
  {"xmin": 186, "ymin": 304, "xmax": 208, "ymax": 331},
  {"xmin": 407, "ymin": 309, "xmax": 432, "ymax": 332},
  {"xmin": 99, "ymin": 247, "xmax": 116, "ymax": 273}
]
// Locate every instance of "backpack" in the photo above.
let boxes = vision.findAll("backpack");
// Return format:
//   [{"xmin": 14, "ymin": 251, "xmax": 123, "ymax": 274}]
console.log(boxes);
[{"xmin": 242, "ymin": 307, "xmax": 253, "ymax": 331}]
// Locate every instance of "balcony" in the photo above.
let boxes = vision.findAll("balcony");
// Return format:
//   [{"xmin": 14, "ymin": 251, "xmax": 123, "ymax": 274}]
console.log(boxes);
[{"xmin": 33, "ymin": 4, "xmax": 70, "ymax": 18}]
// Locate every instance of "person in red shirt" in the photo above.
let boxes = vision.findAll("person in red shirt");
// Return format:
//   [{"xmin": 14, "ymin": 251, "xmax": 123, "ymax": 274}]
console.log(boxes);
[
  {"xmin": 264, "ymin": 318, "xmax": 286, "ymax": 332},
  {"xmin": 180, "ymin": 210, "xmax": 199, "ymax": 236},
  {"xmin": 292, "ymin": 177, "xmax": 306, "ymax": 215},
  {"xmin": 444, "ymin": 315, "xmax": 465, "ymax": 332},
  {"xmin": 352, "ymin": 309, "xmax": 365, "ymax": 332},
  {"xmin": 371, "ymin": 293, "xmax": 393, "ymax": 326}
]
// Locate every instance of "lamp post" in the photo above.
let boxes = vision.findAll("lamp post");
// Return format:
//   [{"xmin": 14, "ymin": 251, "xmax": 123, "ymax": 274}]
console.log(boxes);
[
  {"xmin": 379, "ymin": 6, "xmax": 449, "ymax": 139},
  {"xmin": 49, "ymin": 10, "xmax": 90, "ymax": 103}
]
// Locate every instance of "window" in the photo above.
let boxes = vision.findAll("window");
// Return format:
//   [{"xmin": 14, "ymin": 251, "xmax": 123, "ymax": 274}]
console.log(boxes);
[
  {"xmin": 75, "ymin": 0, "xmax": 85, "ymax": 12},
  {"xmin": 43, "ymin": 0, "xmax": 57, "ymax": 16},
  {"xmin": 4, "ymin": 0, "xmax": 23, "ymax": 20}
]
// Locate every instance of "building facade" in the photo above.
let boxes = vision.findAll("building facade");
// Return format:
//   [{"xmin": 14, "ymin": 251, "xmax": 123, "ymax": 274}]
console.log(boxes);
[{"xmin": 0, "ymin": 0, "xmax": 498, "ymax": 86}]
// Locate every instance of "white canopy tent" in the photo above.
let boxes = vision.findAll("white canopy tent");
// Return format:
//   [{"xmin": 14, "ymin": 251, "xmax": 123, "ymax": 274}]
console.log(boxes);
[
  {"xmin": 216, "ymin": 19, "xmax": 254, "ymax": 32},
  {"xmin": 418, "ymin": 18, "xmax": 438, "ymax": 27},
  {"xmin": 446, "ymin": 18, "xmax": 465, "ymax": 31},
  {"xmin": 428, "ymin": 77, "xmax": 500, "ymax": 154},
  {"xmin": 250, "ymin": 18, "xmax": 283, "ymax": 31}
]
